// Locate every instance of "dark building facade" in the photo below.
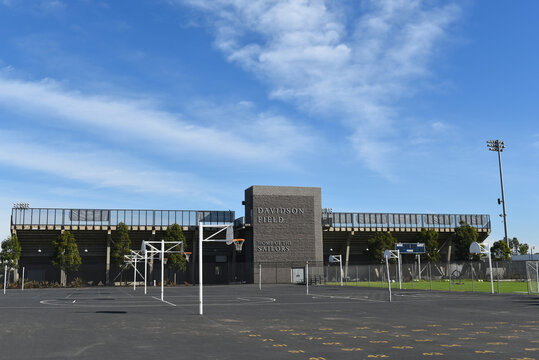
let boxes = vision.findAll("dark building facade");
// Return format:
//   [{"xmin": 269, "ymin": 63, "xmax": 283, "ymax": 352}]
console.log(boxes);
[{"xmin": 10, "ymin": 185, "xmax": 491, "ymax": 285}]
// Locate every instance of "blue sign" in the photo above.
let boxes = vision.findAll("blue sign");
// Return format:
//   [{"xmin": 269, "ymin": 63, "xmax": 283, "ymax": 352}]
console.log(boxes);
[{"xmin": 395, "ymin": 242, "xmax": 426, "ymax": 254}]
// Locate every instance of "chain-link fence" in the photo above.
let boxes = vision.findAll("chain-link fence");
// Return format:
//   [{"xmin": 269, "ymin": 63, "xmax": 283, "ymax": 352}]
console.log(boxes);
[
  {"xmin": 5, "ymin": 260, "xmax": 538, "ymax": 293},
  {"xmin": 252, "ymin": 261, "xmax": 538, "ymax": 295},
  {"xmin": 314, "ymin": 260, "xmax": 539, "ymax": 295}
]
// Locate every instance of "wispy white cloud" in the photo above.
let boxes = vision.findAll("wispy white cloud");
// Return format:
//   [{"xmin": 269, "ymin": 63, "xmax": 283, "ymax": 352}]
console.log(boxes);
[
  {"xmin": 0, "ymin": 75, "xmax": 317, "ymax": 167},
  {"xmin": 0, "ymin": 130, "xmax": 220, "ymax": 200},
  {"xmin": 177, "ymin": 0, "xmax": 461, "ymax": 176},
  {"xmin": 431, "ymin": 121, "xmax": 450, "ymax": 132}
]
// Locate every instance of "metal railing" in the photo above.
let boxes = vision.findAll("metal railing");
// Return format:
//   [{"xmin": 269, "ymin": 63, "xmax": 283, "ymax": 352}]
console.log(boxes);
[
  {"xmin": 323, "ymin": 212, "xmax": 490, "ymax": 230},
  {"xmin": 11, "ymin": 208, "xmax": 236, "ymax": 228}
]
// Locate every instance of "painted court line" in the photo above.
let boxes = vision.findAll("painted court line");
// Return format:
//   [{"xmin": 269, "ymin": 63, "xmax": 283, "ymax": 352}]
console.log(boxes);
[
  {"xmin": 151, "ymin": 296, "xmax": 177, "ymax": 307},
  {"xmin": 309, "ymin": 293, "xmax": 386, "ymax": 303}
]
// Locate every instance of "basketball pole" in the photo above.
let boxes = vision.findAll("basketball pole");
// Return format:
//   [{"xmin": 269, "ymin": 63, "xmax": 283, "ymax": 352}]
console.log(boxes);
[
  {"xmin": 3, "ymin": 265, "xmax": 6, "ymax": 295},
  {"xmin": 133, "ymin": 255, "xmax": 137, "ymax": 291},
  {"xmin": 161, "ymin": 239, "xmax": 164, "ymax": 301},
  {"xmin": 21, "ymin": 267, "xmax": 25, "ymax": 291},
  {"xmin": 487, "ymin": 243, "xmax": 494, "ymax": 294},
  {"xmin": 199, "ymin": 223, "xmax": 203, "ymax": 315},
  {"xmin": 417, "ymin": 255, "xmax": 421, "ymax": 281},
  {"xmin": 397, "ymin": 250, "xmax": 402, "ymax": 290},
  {"xmin": 385, "ymin": 256, "xmax": 391, "ymax": 302},
  {"xmin": 259, "ymin": 263, "xmax": 262, "ymax": 291},
  {"xmin": 339, "ymin": 256, "xmax": 343, "ymax": 287},
  {"xmin": 144, "ymin": 251, "xmax": 147, "ymax": 295}
]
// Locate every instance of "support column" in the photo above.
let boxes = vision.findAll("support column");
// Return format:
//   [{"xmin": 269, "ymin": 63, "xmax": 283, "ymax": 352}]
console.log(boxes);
[
  {"xmin": 344, "ymin": 232, "xmax": 353, "ymax": 279},
  {"xmin": 106, "ymin": 230, "xmax": 111, "ymax": 285},
  {"xmin": 12, "ymin": 230, "xmax": 19, "ymax": 283}
]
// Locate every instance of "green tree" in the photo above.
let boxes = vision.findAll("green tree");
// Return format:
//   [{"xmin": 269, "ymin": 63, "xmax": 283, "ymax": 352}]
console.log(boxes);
[
  {"xmin": 165, "ymin": 224, "xmax": 187, "ymax": 284},
  {"xmin": 509, "ymin": 237, "xmax": 520, "ymax": 255},
  {"xmin": 1, "ymin": 234, "xmax": 22, "ymax": 270},
  {"xmin": 111, "ymin": 222, "xmax": 131, "ymax": 285},
  {"xmin": 111, "ymin": 222, "xmax": 131, "ymax": 265},
  {"xmin": 519, "ymin": 243, "xmax": 529, "ymax": 255},
  {"xmin": 453, "ymin": 221, "xmax": 479, "ymax": 261},
  {"xmin": 490, "ymin": 240, "xmax": 511, "ymax": 260},
  {"xmin": 365, "ymin": 232, "xmax": 396, "ymax": 262},
  {"xmin": 417, "ymin": 228, "xmax": 440, "ymax": 262},
  {"xmin": 52, "ymin": 230, "xmax": 81, "ymax": 286}
]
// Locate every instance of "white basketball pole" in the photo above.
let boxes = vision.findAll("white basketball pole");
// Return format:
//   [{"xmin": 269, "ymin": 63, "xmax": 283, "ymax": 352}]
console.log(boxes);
[
  {"xmin": 259, "ymin": 263, "xmax": 262, "ymax": 291},
  {"xmin": 197, "ymin": 222, "xmax": 235, "ymax": 315},
  {"xmin": 487, "ymin": 244, "xmax": 494, "ymax": 294},
  {"xmin": 306, "ymin": 261, "xmax": 309, "ymax": 295},
  {"xmin": 21, "ymin": 267, "xmax": 25, "ymax": 291},
  {"xmin": 397, "ymin": 250, "xmax": 402, "ymax": 290},
  {"xmin": 144, "ymin": 251, "xmax": 147, "ymax": 295},
  {"xmin": 3, "ymin": 265, "xmax": 7, "ymax": 295},
  {"xmin": 339, "ymin": 257, "xmax": 343, "ymax": 287},
  {"xmin": 133, "ymin": 255, "xmax": 137, "ymax": 291},
  {"xmin": 417, "ymin": 255, "xmax": 421, "ymax": 281},
  {"xmin": 199, "ymin": 223, "xmax": 203, "ymax": 315},
  {"xmin": 161, "ymin": 239, "xmax": 164, "ymax": 301},
  {"xmin": 385, "ymin": 256, "xmax": 392, "ymax": 302}
]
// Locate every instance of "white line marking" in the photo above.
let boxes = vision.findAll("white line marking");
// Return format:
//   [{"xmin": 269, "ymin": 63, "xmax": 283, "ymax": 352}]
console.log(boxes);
[
  {"xmin": 237, "ymin": 297, "xmax": 250, "ymax": 301},
  {"xmin": 309, "ymin": 293, "xmax": 385, "ymax": 303},
  {"xmin": 72, "ymin": 300, "xmax": 76, "ymax": 303},
  {"xmin": 151, "ymin": 296, "xmax": 177, "ymax": 306}
]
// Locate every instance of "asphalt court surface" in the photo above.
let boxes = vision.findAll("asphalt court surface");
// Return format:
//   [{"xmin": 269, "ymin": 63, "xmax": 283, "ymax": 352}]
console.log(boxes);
[{"xmin": 0, "ymin": 285, "xmax": 538, "ymax": 360}]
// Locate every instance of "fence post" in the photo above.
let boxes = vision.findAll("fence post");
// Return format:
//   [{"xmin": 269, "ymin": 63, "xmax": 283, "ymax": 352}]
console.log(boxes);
[
  {"xmin": 471, "ymin": 261, "xmax": 474, "ymax": 292},
  {"xmin": 368, "ymin": 265, "xmax": 371, "ymax": 287},
  {"xmin": 429, "ymin": 262, "xmax": 432, "ymax": 291},
  {"xmin": 449, "ymin": 271, "xmax": 452, "ymax": 292},
  {"xmin": 306, "ymin": 261, "xmax": 309, "ymax": 295},
  {"xmin": 325, "ymin": 263, "xmax": 328, "ymax": 285},
  {"xmin": 471, "ymin": 262, "xmax": 475, "ymax": 292},
  {"xmin": 412, "ymin": 263, "xmax": 415, "ymax": 289},
  {"xmin": 496, "ymin": 261, "xmax": 500, "ymax": 294},
  {"xmin": 3, "ymin": 265, "xmax": 6, "ymax": 295},
  {"xmin": 356, "ymin": 265, "xmax": 358, "ymax": 287}
]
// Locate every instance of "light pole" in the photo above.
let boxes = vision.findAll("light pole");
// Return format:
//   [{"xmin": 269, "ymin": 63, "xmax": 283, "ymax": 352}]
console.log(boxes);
[{"xmin": 487, "ymin": 139, "xmax": 509, "ymax": 246}]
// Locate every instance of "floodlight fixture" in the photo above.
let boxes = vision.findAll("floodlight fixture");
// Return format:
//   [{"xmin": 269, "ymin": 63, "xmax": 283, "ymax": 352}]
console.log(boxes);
[
  {"xmin": 13, "ymin": 202, "xmax": 30, "ymax": 209},
  {"xmin": 487, "ymin": 139, "xmax": 505, "ymax": 151}
]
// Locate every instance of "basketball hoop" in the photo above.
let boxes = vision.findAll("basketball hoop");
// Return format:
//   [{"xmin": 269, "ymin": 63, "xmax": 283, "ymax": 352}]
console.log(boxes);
[
  {"xmin": 469, "ymin": 242, "xmax": 482, "ymax": 256},
  {"xmin": 184, "ymin": 252, "xmax": 192, "ymax": 262},
  {"xmin": 233, "ymin": 239, "xmax": 245, "ymax": 252}
]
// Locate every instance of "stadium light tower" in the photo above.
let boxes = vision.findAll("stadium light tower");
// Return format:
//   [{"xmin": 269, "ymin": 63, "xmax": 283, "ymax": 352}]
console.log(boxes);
[{"xmin": 487, "ymin": 139, "xmax": 508, "ymax": 246}]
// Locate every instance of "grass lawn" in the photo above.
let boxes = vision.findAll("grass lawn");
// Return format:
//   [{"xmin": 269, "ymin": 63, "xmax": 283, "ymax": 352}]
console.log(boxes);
[{"xmin": 325, "ymin": 279, "xmax": 532, "ymax": 294}]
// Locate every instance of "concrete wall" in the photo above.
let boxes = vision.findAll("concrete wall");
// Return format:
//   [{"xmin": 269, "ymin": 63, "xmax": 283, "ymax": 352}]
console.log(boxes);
[{"xmin": 245, "ymin": 186, "xmax": 323, "ymax": 283}]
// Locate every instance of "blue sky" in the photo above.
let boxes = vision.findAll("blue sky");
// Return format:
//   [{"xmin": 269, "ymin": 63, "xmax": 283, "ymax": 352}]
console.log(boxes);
[{"xmin": 0, "ymin": 0, "xmax": 538, "ymax": 251}]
